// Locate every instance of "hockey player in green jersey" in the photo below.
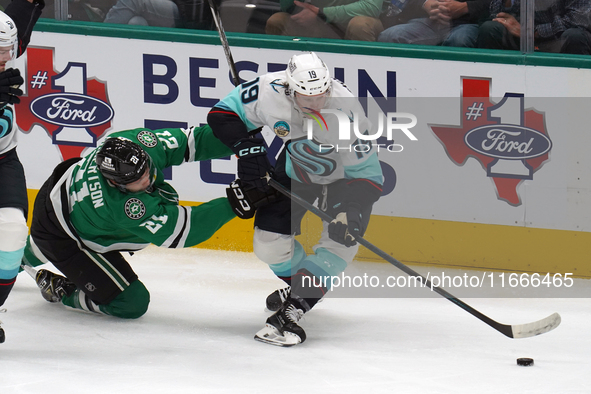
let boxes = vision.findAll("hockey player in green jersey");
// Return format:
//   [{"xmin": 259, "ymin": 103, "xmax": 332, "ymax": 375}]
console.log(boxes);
[{"xmin": 22, "ymin": 125, "xmax": 244, "ymax": 319}]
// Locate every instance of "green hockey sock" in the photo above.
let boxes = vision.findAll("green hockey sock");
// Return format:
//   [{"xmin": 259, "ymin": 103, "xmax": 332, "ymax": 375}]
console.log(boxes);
[{"xmin": 62, "ymin": 280, "xmax": 150, "ymax": 319}]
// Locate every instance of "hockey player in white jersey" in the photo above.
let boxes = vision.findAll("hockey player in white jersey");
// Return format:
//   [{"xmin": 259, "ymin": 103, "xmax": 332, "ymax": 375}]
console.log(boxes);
[
  {"xmin": 208, "ymin": 52, "xmax": 384, "ymax": 346},
  {"xmin": 0, "ymin": 0, "xmax": 44, "ymax": 343}
]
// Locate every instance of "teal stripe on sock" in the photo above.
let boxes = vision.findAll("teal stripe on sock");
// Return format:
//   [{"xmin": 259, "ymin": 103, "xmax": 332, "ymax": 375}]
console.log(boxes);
[
  {"xmin": 297, "ymin": 247, "xmax": 349, "ymax": 290},
  {"xmin": 268, "ymin": 240, "xmax": 306, "ymax": 278},
  {"xmin": 0, "ymin": 248, "xmax": 25, "ymax": 279}
]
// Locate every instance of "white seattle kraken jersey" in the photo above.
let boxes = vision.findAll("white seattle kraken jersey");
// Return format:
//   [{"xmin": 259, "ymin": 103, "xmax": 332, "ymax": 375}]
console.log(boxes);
[
  {"xmin": 215, "ymin": 71, "xmax": 383, "ymax": 186},
  {"xmin": 0, "ymin": 105, "xmax": 17, "ymax": 155}
]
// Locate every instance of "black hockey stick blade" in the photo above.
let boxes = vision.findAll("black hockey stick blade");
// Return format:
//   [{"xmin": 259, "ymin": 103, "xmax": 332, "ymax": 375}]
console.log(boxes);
[{"xmin": 267, "ymin": 177, "xmax": 562, "ymax": 339}]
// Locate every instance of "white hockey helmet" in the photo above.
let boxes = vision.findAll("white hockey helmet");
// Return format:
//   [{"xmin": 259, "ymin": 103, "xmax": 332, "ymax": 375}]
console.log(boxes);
[
  {"xmin": 286, "ymin": 52, "xmax": 331, "ymax": 97},
  {"xmin": 0, "ymin": 11, "xmax": 17, "ymax": 62}
]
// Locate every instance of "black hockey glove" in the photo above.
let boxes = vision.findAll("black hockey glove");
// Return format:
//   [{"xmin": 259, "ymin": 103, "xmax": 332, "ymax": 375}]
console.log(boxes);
[
  {"xmin": 232, "ymin": 138, "xmax": 272, "ymax": 191},
  {"xmin": 226, "ymin": 178, "xmax": 279, "ymax": 219},
  {"xmin": 0, "ymin": 68, "xmax": 24, "ymax": 107},
  {"xmin": 328, "ymin": 203, "xmax": 364, "ymax": 247}
]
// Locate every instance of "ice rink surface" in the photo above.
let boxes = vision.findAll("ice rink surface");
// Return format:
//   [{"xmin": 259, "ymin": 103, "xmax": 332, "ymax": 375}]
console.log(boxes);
[{"xmin": 1, "ymin": 246, "xmax": 589, "ymax": 394}]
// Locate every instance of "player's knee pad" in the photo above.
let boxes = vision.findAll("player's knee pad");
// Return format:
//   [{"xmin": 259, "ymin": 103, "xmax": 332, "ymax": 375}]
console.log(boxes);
[
  {"xmin": 101, "ymin": 280, "xmax": 150, "ymax": 319},
  {"xmin": 253, "ymin": 227, "xmax": 294, "ymax": 265},
  {"xmin": 316, "ymin": 224, "xmax": 360, "ymax": 264},
  {"xmin": 0, "ymin": 208, "xmax": 27, "ymax": 252},
  {"xmin": 0, "ymin": 208, "xmax": 28, "ymax": 277}
]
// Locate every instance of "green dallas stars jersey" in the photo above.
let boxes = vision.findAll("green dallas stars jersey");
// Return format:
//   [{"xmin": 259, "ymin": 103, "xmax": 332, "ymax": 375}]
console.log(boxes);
[{"xmin": 55, "ymin": 125, "xmax": 236, "ymax": 253}]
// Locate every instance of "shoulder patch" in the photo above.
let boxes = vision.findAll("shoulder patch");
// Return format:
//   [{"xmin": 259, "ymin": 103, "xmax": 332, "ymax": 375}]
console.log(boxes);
[
  {"xmin": 125, "ymin": 198, "xmax": 146, "ymax": 220},
  {"xmin": 137, "ymin": 130, "xmax": 158, "ymax": 148},
  {"xmin": 273, "ymin": 121, "xmax": 290, "ymax": 137}
]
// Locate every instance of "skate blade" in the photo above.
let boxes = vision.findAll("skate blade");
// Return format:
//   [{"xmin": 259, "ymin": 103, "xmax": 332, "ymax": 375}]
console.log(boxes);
[{"xmin": 254, "ymin": 324, "xmax": 302, "ymax": 347}]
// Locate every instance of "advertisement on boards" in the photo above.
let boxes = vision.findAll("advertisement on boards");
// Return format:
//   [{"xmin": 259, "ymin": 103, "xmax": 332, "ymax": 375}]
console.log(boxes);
[{"xmin": 12, "ymin": 32, "xmax": 591, "ymax": 273}]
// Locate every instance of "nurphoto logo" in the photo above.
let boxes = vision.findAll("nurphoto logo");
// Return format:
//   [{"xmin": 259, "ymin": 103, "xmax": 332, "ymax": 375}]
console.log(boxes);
[{"xmin": 304, "ymin": 109, "xmax": 418, "ymax": 153}]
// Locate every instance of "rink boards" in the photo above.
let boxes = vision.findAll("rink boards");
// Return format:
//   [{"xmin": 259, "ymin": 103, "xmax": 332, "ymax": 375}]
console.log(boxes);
[{"xmin": 18, "ymin": 22, "xmax": 591, "ymax": 277}]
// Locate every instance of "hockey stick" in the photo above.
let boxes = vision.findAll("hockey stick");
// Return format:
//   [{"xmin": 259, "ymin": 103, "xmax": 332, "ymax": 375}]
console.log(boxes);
[
  {"xmin": 204, "ymin": 9, "xmax": 559, "ymax": 339},
  {"xmin": 267, "ymin": 177, "xmax": 561, "ymax": 339},
  {"xmin": 206, "ymin": 0, "xmax": 240, "ymax": 86},
  {"xmin": 20, "ymin": 260, "xmax": 39, "ymax": 281},
  {"xmin": 206, "ymin": 0, "xmax": 268, "ymax": 138}
]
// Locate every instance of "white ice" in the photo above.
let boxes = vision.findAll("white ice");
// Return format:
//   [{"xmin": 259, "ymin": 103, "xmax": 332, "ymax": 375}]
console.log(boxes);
[{"xmin": 1, "ymin": 246, "xmax": 589, "ymax": 394}]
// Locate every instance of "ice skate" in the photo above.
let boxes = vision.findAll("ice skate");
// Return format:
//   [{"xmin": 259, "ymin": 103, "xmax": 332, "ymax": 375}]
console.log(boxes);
[
  {"xmin": 255, "ymin": 301, "xmax": 306, "ymax": 347},
  {"xmin": 0, "ymin": 308, "xmax": 6, "ymax": 343},
  {"xmin": 265, "ymin": 286, "xmax": 291, "ymax": 312},
  {"xmin": 266, "ymin": 286, "xmax": 324, "ymax": 312},
  {"xmin": 35, "ymin": 269, "xmax": 76, "ymax": 303}
]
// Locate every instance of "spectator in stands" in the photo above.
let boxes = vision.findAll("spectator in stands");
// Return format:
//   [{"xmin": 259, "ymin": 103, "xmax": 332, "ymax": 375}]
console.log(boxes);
[
  {"xmin": 34, "ymin": 0, "xmax": 116, "ymax": 22},
  {"xmin": 377, "ymin": 0, "xmax": 490, "ymax": 47},
  {"xmin": 476, "ymin": 0, "xmax": 591, "ymax": 55},
  {"xmin": 173, "ymin": 0, "xmax": 218, "ymax": 30},
  {"xmin": 265, "ymin": 0, "xmax": 388, "ymax": 41},
  {"xmin": 104, "ymin": 0, "xmax": 217, "ymax": 29},
  {"xmin": 104, "ymin": 0, "xmax": 180, "ymax": 27}
]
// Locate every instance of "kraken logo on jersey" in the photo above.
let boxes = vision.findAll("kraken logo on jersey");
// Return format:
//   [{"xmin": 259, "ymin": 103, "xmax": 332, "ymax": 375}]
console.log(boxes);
[
  {"xmin": 270, "ymin": 79, "xmax": 285, "ymax": 93},
  {"xmin": 125, "ymin": 198, "xmax": 146, "ymax": 219},
  {"xmin": 288, "ymin": 138, "xmax": 336, "ymax": 180},
  {"xmin": 273, "ymin": 121, "xmax": 290, "ymax": 137},
  {"xmin": 0, "ymin": 106, "xmax": 14, "ymax": 138},
  {"xmin": 137, "ymin": 131, "xmax": 158, "ymax": 148}
]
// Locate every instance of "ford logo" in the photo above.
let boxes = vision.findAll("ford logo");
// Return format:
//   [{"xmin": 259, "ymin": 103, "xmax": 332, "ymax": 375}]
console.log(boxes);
[
  {"xmin": 465, "ymin": 124, "xmax": 552, "ymax": 160},
  {"xmin": 30, "ymin": 93, "xmax": 114, "ymax": 128}
]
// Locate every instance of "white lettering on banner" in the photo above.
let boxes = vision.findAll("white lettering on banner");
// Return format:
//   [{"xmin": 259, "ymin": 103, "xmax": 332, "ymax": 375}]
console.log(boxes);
[
  {"xmin": 481, "ymin": 129, "xmax": 534, "ymax": 154},
  {"xmin": 46, "ymin": 98, "xmax": 97, "ymax": 122}
]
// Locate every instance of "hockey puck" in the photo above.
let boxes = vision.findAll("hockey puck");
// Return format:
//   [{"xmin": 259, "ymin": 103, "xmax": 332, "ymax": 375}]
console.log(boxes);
[{"xmin": 517, "ymin": 358, "xmax": 534, "ymax": 366}]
